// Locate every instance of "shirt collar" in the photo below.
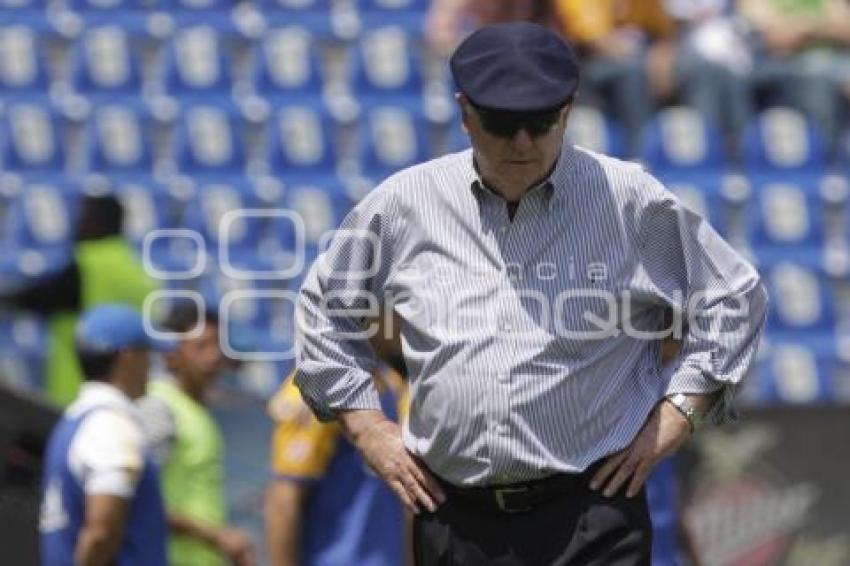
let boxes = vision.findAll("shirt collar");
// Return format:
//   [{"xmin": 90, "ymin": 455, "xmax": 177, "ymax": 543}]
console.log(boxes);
[{"xmin": 466, "ymin": 142, "xmax": 576, "ymax": 211}]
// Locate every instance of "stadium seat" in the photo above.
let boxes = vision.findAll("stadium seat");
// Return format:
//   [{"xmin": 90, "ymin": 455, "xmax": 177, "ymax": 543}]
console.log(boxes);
[
  {"xmin": 264, "ymin": 104, "xmax": 338, "ymax": 178},
  {"xmin": 641, "ymin": 106, "xmax": 726, "ymax": 173},
  {"xmin": 349, "ymin": 26, "xmax": 424, "ymax": 99},
  {"xmin": 251, "ymin": 27, "xmax": 324, "ymax": 102},
  {"xmin": 168, "ymin": 0, "xmax": 237, "ymax": 32},
  {"xmin": 665, "ymin": 180, "xmax": 728, "ymax": 236},
  {"xmin": 0, "ymin": 0, "xmax": 49, "ymax": 29},
  {"xmin": 565, "ymin": 105, "xmax": 626, "ymax": 158},
  {"xmin": 3, "ymin": 182, "xmax": 79, "ymax": 251},
  {"xmin": 69, "ymin": 26, "xmax": 143, "ymax": 102},
  {"xmin": 257, "ymin": 0, "xmax": 335, "ymax": 39},
  {"xmin": 66, "ymin": 0, "xmax": 164, "ymax": 33},
  {"xmin": 182, "ymin": 180, "xmax": 264, "ymax": 253},
  {"xmin": 761, "ymin": 257, "xmax": 836, "ymax": 334},
  {"xmin": 357, "ymin": 103, "xmax": 431, "ymax": 178},
  {"xmin": 162, "ymin": 26, "xmax": 234, "ymax": 101},
  {"xmin": 741, "ymin": 107, "xmax": 829, "ymax": 177},
  {"xmin": 0, "ymin": 103, "xmax": 67, "ymax": 175},
  {"xmin": 758, "ymin": 341, "xmax": 834, "ymax": 404},
  {"xmin": 172, "ymin": 105, "xmax": 246, "ymax": 175},
  {"xmin": 83, "ymin": 105, "xmax": 155, "ymax": 175},
  {"xmin": 280, "ymin": 180, "xmax": 354, "ymax": 257},
  {"xmin": 0, "ymin": 26, "xmax": 50, "ymax": 100},
  {"xmin": 0, "ymin": 315, "xmax": 47, "ymax": 392},
  {"xmin": 358, "ymin": 0, "xmax": 428, "ymax": 35},
  {"xmin": 114, "ymin": 180, "xmax": 179, "ymax": 247},
  {"xmin": 745, "ymin": 181, "xmax": 826, "ymax": 248}
]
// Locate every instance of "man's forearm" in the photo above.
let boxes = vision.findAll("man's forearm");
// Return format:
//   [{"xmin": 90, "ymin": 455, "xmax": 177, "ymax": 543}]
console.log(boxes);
[
  {"xmin": 337, "ymin": 409, "xmax": 392, "ymax": 444},
  {"xmin": 168, "ymin": 513, "xmax": 221, "ymax": 548},
  {"xmin": 75, "ymin": 526, "xmax": 122, "ymax": 566}
]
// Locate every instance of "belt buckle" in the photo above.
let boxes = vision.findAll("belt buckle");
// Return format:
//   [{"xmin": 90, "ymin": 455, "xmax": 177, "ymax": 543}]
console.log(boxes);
[{"xmin": 493, "ymin": 486, "xmax": 532, "ymax": 513}]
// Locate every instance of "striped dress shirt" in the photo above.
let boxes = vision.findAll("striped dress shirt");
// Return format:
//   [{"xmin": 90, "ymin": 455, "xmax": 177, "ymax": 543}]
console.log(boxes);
[{"xmin": 295, "ymin": 143, "xmax": 769, "ymax": 487}]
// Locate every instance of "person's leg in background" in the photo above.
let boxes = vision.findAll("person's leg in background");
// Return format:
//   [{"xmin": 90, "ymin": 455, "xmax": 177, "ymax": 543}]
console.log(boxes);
[
  {"xmin": 579, "ymin": 55, "xmax": 652, "ymax": 158},
  {"xmin": 675, "ymin": 44, "xmax": 754, "ymax": 157}
]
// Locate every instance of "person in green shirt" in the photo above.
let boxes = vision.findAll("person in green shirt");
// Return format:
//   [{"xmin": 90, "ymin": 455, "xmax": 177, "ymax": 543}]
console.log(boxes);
[
  {"xmin": 0, "ymin": 194, "xmax": 158, "ymax": 406},
  {"xmin": 139, "ymin": 303, "xmax": 255, "ymax": 566}
]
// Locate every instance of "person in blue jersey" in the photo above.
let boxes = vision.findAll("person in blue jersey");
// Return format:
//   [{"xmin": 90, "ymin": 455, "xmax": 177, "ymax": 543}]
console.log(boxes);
[
  {"xmin": 39, "ymin": 304, "xmax": 171, "ymax": 566},
  {"xmin": 265, "ymin": 312, "xmax": 409, "ymax": 566}
]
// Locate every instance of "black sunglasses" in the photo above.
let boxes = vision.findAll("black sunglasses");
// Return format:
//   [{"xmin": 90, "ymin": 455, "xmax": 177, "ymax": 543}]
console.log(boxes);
[{"xmin": 471, "ymin": 103, "xmax": 564, "ymax": 139}]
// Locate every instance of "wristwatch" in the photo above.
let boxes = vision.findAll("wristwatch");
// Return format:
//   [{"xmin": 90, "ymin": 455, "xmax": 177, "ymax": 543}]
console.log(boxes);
[{"xmin": 664, "ymin": 393, "xmax": 704, "ymax": 433}]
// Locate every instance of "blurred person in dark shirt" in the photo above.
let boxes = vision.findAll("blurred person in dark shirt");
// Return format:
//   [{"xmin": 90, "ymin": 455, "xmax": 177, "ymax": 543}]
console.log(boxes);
[{"xmin": 0, "ymin": 194, "xmax": 157, "ymax": 406}]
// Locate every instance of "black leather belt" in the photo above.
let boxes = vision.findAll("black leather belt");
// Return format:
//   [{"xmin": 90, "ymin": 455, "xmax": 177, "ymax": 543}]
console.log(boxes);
[{"xmin": 437, "ymin": 463, "xmax": 601, "ymax": 514}]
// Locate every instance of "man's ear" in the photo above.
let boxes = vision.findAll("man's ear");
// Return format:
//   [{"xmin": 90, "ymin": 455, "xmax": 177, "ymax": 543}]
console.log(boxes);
[{"xmin": 456, "ymin": 92, "xmax": 471, "ymax": 133}]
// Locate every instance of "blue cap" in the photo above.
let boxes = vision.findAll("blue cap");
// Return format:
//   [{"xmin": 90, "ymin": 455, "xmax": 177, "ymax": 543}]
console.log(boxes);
[
  {"xmin": 450, "ymin": 22, "xmax": 580, "ymax": 112},
  {"xmin": 75, "ymin": 304, "xmax": 174, "ymax": 354}
]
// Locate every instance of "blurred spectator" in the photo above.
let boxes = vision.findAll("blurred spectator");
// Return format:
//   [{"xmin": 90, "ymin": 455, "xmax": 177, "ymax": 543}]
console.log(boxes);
[
  {"xmin": 426, "ymin": 0, "xmax": 553, "ymax": 57},
  {"xmin": 265, "ymin": 368, "xmax": 407, "ymax": 566},
  {"xmin": 553, "ymin": 0, "xmax": 677, "ymax": 156},
  {"xmin": 138, "ymin": 304, "xmax": 256, "ymax": 566},
  {"xmin": 265, "ymin": 311, "xmax": 408, "ymax": 566},
  {"xmin": 0, "ymin": 195, "xmax": 158, "ymax": 406},
  {"xmin": 739, "ymin": 0, "xmax": 850, "ymax": 149},
  {"xmin": 666, "ymin": 0, "xmax": 754, "ymax": 149},
  {"xmin": 40, "ymin": 305, "xmax": 169, "ymax": 565}
]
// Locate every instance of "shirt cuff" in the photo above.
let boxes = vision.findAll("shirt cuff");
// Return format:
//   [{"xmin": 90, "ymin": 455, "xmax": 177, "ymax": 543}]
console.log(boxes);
[
  {"xmin": 664, "ymin": 365, "xmax": 737, "ymax": 426},
  {"xmin": 296, "ymin": 367, "xmax": 382, "ymax": 423}
]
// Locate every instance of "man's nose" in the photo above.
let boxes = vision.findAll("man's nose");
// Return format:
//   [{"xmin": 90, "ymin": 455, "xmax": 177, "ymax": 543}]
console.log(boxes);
[{"xmin": 510, "ymin": 127, "xmax": 534, "ymax": 150}]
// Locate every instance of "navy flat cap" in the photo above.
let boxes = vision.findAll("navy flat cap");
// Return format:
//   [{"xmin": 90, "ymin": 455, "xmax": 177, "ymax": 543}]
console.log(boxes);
[{"xmin": 450, "ymin": 22, "xmax": 579, "ymax": 113}]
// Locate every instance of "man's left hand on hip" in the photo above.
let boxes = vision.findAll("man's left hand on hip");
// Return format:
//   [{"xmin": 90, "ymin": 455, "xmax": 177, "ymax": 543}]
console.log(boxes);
[{"xmin": 588, "ymin": 396, "xmax": 699, "ymax": 499}]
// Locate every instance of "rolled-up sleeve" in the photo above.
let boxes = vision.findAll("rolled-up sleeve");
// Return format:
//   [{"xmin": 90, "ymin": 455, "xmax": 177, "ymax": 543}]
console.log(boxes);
[
  {"xmin": 638, "ymin": 186, "xmax": 769, "ymax": 425},
  {"xmin": 294, "ymin": 187, "xmax": 398, "ymax": 422}
]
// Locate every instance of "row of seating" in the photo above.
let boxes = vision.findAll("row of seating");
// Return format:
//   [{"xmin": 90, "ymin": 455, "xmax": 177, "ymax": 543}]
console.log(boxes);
[
  {"xmin": 2, "ymin": 100, "xmax": 849, "ymax": 181},
  {"xmin": 1, "ymin": 0, "xmax": 428, "ymax": 38},
  {"xmin": 1, "ymin": 25, "xmax": 436, "ymax": 104}
]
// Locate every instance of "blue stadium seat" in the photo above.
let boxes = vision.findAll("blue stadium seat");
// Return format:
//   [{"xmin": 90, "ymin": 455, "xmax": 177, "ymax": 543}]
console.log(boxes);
[
  {"xmin": 760, "ymin": 256, "xmax": 836, "ymax": 334},
  {"xmin": 251, "ymin": 26, "xmax": 324, "ymax": 102},
  {"xmin": 0, "ymin": 314, "xmax": 47, "ymax": 392},
  {"xmin": 357, "ymin": 103, "xmax": 431, "ymax": 178},
  {"xmin": 162, "ymin": 26, "xmax": 234, "ymax": 101},
  {"xmin": 758, "ymin": 340, "xmax": 835, "ymax": 404},
  {"xmin": 259, "ymin": 0, "xmax": 335, "ymax": 38},
  {"xmin": 183, "ymin": 181, "xmax": 264, "ymax": 253},
  {"xmin": 3, "ymin": 181, "xmax": 79, "ymax": 251},
  {"xmin": 172, "ymin": 105, "xmax": 246, "ymax": 175},
  {"xmin": 66, "ymin": 0, "xmax": 164, "ymax": 32},
  {"xmin": 0, "ymin": 0, "xmax": 49, "ymax": 29},
  {"xmin": 358, "ymin": 0, "xmax": 428, "ymax": 35},
  {"xmin": 1, "ymin": 103, "xmax": 66, "ymax": 175},
  {"xmin": 641, "ymin": 106, "xmax": 726, "ymax": 173},
  {"xmin": 69, "ymin": 26, "xmax": 143, "ymax": 103},
  {"xmin": 280, "ymin": 180, "xmax": 354, "ymax": 257},
  {"xmin": 265, "ymin": 104, "xmax": 337, "ymax": 178},
  {"xmin": 664, "ymin": 180, "xmax": 728, "ymax": 236},
  {"xmin": 350, "ymin": 26, "xmax": 424, "ymax": 99},
  {"xmin": 114, "ymin": 181, "xmax": 179, "ymax": 248},
  {"xmin": 745, "ymin": 181, "xmax": 826, "ymax": 248},
  {"xmin": 84, "ymin": 105, "xmax": 154, "ymax": 175},
  {"xmin": 167, "ymin": 0, "xmax": 237, "ymax": 32},
  {"xmin": 742, "ymin": 107, "xmax": 829, "ymax": 177},
  {"xmin": 565, "ymin": 105, "xmax": 626, "ymax": 158},
  {"xmin": 0, "ymin": 26, "xmax": 50, "ymax": 100}
]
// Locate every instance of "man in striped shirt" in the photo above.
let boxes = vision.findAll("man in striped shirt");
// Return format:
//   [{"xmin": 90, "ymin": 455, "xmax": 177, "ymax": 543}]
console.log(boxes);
[{"xmin": 295, "ymin": 21, "xmax": 768, "ymax": 565}]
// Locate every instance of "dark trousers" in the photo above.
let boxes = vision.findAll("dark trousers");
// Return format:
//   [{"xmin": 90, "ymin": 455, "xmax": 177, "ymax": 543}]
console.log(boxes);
[{"xmin": 413, "ymin": 481, "xmax": 653, "ymax": 565}]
